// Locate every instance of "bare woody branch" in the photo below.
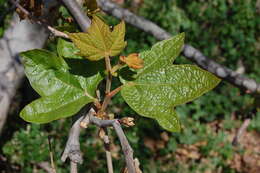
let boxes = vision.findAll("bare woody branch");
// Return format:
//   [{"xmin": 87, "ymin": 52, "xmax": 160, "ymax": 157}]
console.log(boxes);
[
  {"xmin": 0, "ymin": 8, "xmax": 52, "ymax": 134},
  {"xmin": 61, "ymin": 116, "xmax": 84, "ymax": 164},
  {"xmin": 102, "ymin": 130, "xmax": 114, "ymax": 173},
  {"xmin": 62, "ymin": 108, "xmax": 136, "ymax": 173},
  {"xmin": 10, "ymin": 0, "xmax": 69, "ymax": 38},
  {"xmin": 62, "ymin": 0, "xmax": 91, "ymax": 31},
  {"xmin": 97, "ymin": 0, "xmax": 260, "ymax": 94},
  {"xmin": 232, "ymin": 118, "xmax": 251, "ymax": 146},
  {"xmin": 37, "ymin": 162, "xmax": 54, "ymax": 173},
  {"xmin": 82, "ymin": 108, "xmax": 136, "ymax": 173}
]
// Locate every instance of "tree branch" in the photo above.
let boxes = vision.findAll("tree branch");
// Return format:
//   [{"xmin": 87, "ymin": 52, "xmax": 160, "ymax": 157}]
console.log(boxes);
[
  {"xmin": 37, "ymin": 162, "xmax": 54, "ymax": 173},
  {"xmin": 232, "ymin": 118, "xmax": 251, "ymax": 146},
  {"xmin": 62, "ymin": 0, "xmax": 91, "ymax": 31},
  {"xmin": 62, "ymin": 108, "xmax": 136, "ymax": 173},
  {"xmin": 70, "ymin": 161, "xmax": 78, "ymax": 173},
  {"xmin": 0, "ymin": 14, "xmax": 48, "ymax": 134},
  {"xmin": 61, "ymin": 116, "xmax": 84, "ymax": 164},
  {"xmin": 10, "ymin": 0, "xmax": 68, "ymax": 38},
  {"xmin": 97, "ymin": 0, "xmax": 260, "ymax": 94},
  {"xmin": 103, "ymin": 131, "xmax": 114, "ymax": 173},
  {"xmin": 113, "ymin": 120, "xmax": 135, "ymax": 173},
  {"xmin": 81, "ymin": 108, "xmax": 136, "ymax": 173}
]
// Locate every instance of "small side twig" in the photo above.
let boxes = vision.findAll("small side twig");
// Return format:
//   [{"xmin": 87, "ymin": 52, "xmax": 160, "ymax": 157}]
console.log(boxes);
[
  {"xmin": 10, "ymin": 0, "xmax": 69, "ymax": 38},
  {"xmin": 104, "ymin": 56, "xmax": 112, "ymax": 94},
  {"xmin": 134, "ymin": 158, "xmax": 142, "ymax": 173},
  {"xmin": 103, "ymin": 132, "xmax": 114, "ymax": 173},
  {"xmin": 48, "ymin": 136, "xmax": 57, "ymax": 173},
  {"xmin": 62, "ymin": 0, "xmax": 91, "ymax": 31},
  {"xmin": 232, "ymin": 118, "xmax": 251, "ymax": 146},
  {"xmin": 37, "ymin": 162, "xmax": 53, "ymax": 173},
  {"xmin": 101, "ymin": 86, "xmax": 122, "ymax": 113}
]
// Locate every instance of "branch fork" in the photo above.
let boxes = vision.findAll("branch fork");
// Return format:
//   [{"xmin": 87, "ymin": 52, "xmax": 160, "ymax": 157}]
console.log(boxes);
[{"xmin": 62, "ymin": 108, "xmax": 137, "ymax": 173}]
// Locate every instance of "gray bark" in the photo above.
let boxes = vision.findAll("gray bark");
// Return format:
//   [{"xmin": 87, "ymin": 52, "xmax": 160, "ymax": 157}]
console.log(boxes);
[{"xmin": 0, "ymin": 14, "xmax": 48, "ymax": 134}]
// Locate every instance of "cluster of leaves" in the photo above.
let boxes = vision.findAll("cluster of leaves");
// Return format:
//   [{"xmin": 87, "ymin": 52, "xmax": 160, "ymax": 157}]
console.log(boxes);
[
  {"xmin": 20, "ymin": 15, "xmax": 220, "ymax": 132},
  {"xmin": 2, "ymin": 1, "xmax": 260, "ymax": 172}
]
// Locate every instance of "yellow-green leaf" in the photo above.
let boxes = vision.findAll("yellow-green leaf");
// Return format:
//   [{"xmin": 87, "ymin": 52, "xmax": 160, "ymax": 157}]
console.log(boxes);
[{"xmin": 69, "ymin": 16, "xmax": 127, "ymax": 61}]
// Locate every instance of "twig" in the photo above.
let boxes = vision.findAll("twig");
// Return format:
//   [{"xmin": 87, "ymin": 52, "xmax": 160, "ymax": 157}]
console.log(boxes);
[
  {"xmin": 134, "ymin": 158, "xmax": 142, "ymax": 173},
  {"xmin": 70, "ymin": 161, "xmax": 78, "ymax": 173},
  {"xmin": 101, "ymin": 86, "xmax": 122, "ymax": 113},
  {"xmin": 10, "ymin": 0, "xmax": 69, "ymax": 38},
  {"xmin": 98, "ymin": 55, "xmax": 113, "ymax": 116},
  {"xmin": 61, "ymin": 116, "xmax": 84, "ymax": 164},
  {"xmin": 97, "ymin": 0, "xmax": 260, "ymax": 94},
  {"xmin": 37, "ymin": 162, "xmax": 54, "ymax": 173},
  {"xmin": 232, "ymin": 118, "xmax": 251, "ymax": 146},
  {"xmin": 62, "ymin": 0, "xmax": 91, "ymax": 31},
  {"xmin": 83, "ymin": 108, "xmax": 136, "ymax": 173},
  {"xmin": 105, "ymin": 55, "xmax": 112, "ymax": 94},
  {"xmin": 48, "ymin": 136, "xmax": 57, "ymax": 173},
  {"xmin": 113, "ymin": 121, "xmax": 135, "ymax": 173},
  {"xmin": 106, "ymin": 150, "xmax": 114, "ymax": 173},
  {"xmin": 47, "ymin": 26, "xmax": 69, "ymax": 38},
  {"xmin": 103, "ymin": 132, "xmax": 114, "ymax": 173}
]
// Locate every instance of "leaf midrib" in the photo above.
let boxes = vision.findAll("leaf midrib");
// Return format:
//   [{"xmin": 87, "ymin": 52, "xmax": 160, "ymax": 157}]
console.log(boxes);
[{"xmin": 96, "ymin": 19, "xmax": 110, "ymax": 53}]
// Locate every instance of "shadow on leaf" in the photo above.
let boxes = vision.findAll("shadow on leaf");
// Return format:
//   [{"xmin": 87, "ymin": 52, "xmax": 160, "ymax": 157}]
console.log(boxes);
[
  {"xmin": 65, "ymin": 58, "xmax": 106, "ymax": 78},
  {"xmin": 119, "ymin": 67, "xmax": 137, "ymax": 81}
]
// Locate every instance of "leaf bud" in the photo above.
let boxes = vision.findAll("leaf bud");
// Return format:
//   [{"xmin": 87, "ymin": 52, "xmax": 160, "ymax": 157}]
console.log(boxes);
[
  {"xmin": 120, "ymin": 53, "xmax": 144, "ymax": 69},
  {"xmin": 98, "ymin": 128, "xmax": 106, "ymax": 139},
  {"xmin": 120, "ymin": 117, "xmax": 135, "ymax": 127}
]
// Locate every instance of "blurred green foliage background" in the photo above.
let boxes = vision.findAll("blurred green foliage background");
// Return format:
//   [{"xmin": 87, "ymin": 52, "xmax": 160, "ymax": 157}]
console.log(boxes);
[{"xmin": 1, "ymin": 0, "xmax": 260, "ymax": 172}]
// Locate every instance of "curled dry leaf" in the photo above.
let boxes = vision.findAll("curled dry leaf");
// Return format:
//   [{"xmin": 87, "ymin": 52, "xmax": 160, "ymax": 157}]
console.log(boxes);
[
  {"xmin": 98, "ymin": 128, "xmax": 106, "ymax": 139},
  {"xmin": 120, "ymin": 53, "xmax": 144, "ymax": 69},
  {"xmin": 120, "ymin": 117, "xmax": 135, "ymax": 127},
  {"xmin": 160, "ymin": 132, "xmax": 169, "ymax": 142}
]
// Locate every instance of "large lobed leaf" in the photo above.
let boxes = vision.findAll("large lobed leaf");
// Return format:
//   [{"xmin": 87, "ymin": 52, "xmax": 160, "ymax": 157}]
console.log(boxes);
[
  {"xmin": 120, "ymin": 33, "xmax": 221, "ymax": 132},
  {"xmin": 20, "ymin": 48, "xmax": 104, "ymax": 123},
  {"xmin": 69, "ymin": 16, "xmax": 127, "ymax": 61}
]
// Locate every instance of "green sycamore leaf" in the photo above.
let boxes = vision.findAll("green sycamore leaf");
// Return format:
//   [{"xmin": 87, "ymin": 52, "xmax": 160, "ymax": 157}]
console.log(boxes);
[
  {"xmin": 57, "ymin": 38, "xmax": 83, "ymax": 59},
  {"xmin": 20, "ymin": 49, "xmax": 104, "ymax": 123},
  {"xmin": 120, "ymin": 33, "xmax": 221, "ymax": 132},
  {"xmin": 69, "ymin": 16, "xmax": 127, "ymax": 61}
]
